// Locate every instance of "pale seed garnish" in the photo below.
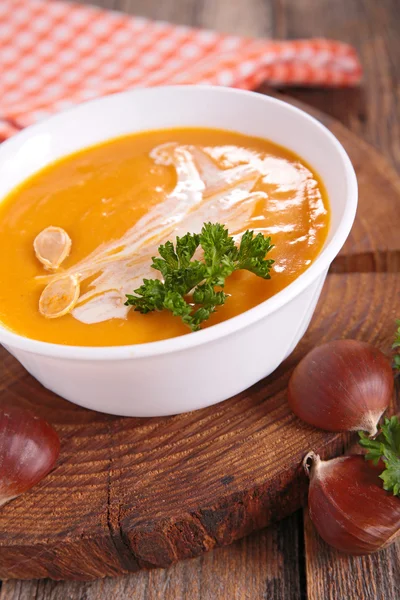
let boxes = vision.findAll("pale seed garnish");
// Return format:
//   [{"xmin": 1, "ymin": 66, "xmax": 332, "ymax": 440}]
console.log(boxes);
[
  {"xmin": 39, "ymin": 274, "xmax": 80, "ymax": 319},
  {"xmin": 34, "ymin": 226, "xmax": 72, "ymax": 271}
]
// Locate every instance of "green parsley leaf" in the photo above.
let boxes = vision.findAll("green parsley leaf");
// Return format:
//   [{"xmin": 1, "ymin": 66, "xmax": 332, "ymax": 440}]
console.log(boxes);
[
  {"xmin": 125, "ymin": 222, "xmax": 274, "ymax": 331},
  {"xmin": 125, "ymin": 279, "xmax": 165, "ymax": 313},
  {"xmin": 237, "ymin": 230, "xmax": 275, "ymax": 278},
  {"xmin": 393, "ymin": 320, "xmax": 400, "ymax": 349},
  {"xmin": 392, "ymin": 319, "xmax": 400, "ymax": 372},
  {"xmin": 176, "ymin": 232, "xmax": 201, "ymax": 268},
  {"xmin": 163, "ymin": 290, "xmax": 194, "ymax": 327},
  {"xmin": 359, "ymin": 416, "xmax": 400, "ymax": 496}
]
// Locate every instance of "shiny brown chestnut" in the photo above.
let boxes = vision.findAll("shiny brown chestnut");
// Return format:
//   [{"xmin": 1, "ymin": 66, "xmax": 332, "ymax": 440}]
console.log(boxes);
[
  {"xmin": 304, "ymin": 452, "xmax": 400, "ymax": 554},
  {"xmin": 0, "ymin": 405, "xmax": 60, "ymax": 507},
  {"xmin": 288, "ymin": 340, "xmax": 393, "ymax": 435}
]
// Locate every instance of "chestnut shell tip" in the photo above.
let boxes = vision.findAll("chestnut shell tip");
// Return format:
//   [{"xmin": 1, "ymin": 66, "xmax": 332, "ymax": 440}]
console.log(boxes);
[{"xmin": 303, "ymin": 451, "xmax": 320, "ymax": 477}]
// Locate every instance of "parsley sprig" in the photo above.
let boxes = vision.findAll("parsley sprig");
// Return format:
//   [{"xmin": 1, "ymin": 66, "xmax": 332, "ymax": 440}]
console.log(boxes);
[
  {"xmin": 393, "ymin": 319, "xmax": 400, "ymax": 372},
  {"xmin": 359, "ymin": 416, "xmax": 400, "ymax": 496},
  {"xmin": 125, "ymin": 223, "xmax": 274, "ymax": 331}
]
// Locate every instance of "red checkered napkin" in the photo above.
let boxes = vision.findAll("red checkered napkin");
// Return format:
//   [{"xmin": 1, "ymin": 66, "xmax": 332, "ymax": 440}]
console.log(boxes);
[{"xmin": 0, "ymin": 0, "xmax": 362, "ymax": 139}]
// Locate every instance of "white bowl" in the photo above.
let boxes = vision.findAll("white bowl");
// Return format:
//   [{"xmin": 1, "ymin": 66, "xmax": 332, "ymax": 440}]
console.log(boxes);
[{"xmin": 0, "ymin": 86, "xmax": 357, "ymax": 416}]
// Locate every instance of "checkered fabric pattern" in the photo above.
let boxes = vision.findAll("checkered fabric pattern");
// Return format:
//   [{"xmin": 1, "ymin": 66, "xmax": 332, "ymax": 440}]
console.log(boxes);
[{"xmin": 0, "ymin": 0, "xmax": 362, "ymax": 139}]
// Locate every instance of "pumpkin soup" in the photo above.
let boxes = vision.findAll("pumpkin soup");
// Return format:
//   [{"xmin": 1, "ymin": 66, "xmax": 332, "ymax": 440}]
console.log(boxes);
[{"xmin": 0, "ymin": 127, "xmax": 329, "ymax": 346}]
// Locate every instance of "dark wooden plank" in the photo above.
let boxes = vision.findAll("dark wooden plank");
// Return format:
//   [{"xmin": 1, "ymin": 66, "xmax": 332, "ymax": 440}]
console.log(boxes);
[
  {"xmin": 82, "ymin": 0, "xmax": 274, "ymax": 37},
  {"xmin": 304, "ymin": 511, "xmax": 400, "ymax": 600},
  {"xmin": 273, "ymin": 2, "xmax": 400, "ymax": 598},
  {"xmin": 81, "ymin": 0, "xmax": 197, "ymax": 25},
  {"xmin": 0, "ymin": 517, "xmax": 301, "ymax": 600},
  {"xmin": 274, "ymin": 0, "xmax": 400, "ymax": 171},
  {"xmin": 195, "ymin": 0, "xmax": 273, "ymax": 37}
]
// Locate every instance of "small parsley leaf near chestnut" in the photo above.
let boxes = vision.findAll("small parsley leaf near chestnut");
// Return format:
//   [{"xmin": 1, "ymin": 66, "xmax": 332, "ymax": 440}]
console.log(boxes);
[
  {"xmin": 392, "ymin": 319, "xmax": 400, "ymax": 372},
  {"xmin": 360, "ymin": 416, "xmax": 400, "ymax": 496}
]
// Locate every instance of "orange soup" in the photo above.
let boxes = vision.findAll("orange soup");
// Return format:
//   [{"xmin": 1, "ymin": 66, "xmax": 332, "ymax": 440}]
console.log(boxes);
[{"xmin": 0, "ymin": 127, "xmax": 330, "ymax": 346}]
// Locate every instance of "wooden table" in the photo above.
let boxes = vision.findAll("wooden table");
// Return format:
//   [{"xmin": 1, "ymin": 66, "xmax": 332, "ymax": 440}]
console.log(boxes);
[{"xmin": 1, "ymin": 0, "xmax": 399, "ymax": 598}]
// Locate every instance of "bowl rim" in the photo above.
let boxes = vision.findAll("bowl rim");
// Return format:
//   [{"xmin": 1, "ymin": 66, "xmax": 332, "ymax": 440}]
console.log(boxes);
[{"xmin": 0, "ymin": 85, "xmax": 358, "ymax": 360}]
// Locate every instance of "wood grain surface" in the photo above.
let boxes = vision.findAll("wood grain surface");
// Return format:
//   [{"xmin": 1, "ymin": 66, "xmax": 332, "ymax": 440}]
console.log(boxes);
[
  {"xmin": 0, "ymin": 519, "xmax": 302, "ymax": 600},
  {"xmin": 1, "ymin": 0, "xmax": 400, "ymax": 598}
]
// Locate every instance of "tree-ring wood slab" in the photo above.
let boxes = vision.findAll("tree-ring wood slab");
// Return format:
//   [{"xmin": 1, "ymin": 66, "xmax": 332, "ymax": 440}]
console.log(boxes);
[{"xmin": 0, "ymin": 96, "xmax": 399, "ymax": 580}]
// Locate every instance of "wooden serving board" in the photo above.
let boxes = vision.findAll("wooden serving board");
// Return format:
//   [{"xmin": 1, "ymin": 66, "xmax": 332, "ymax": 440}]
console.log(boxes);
[{"xmin": 0, "ymin": 96, "xmax": 399, "ymax": 581}]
